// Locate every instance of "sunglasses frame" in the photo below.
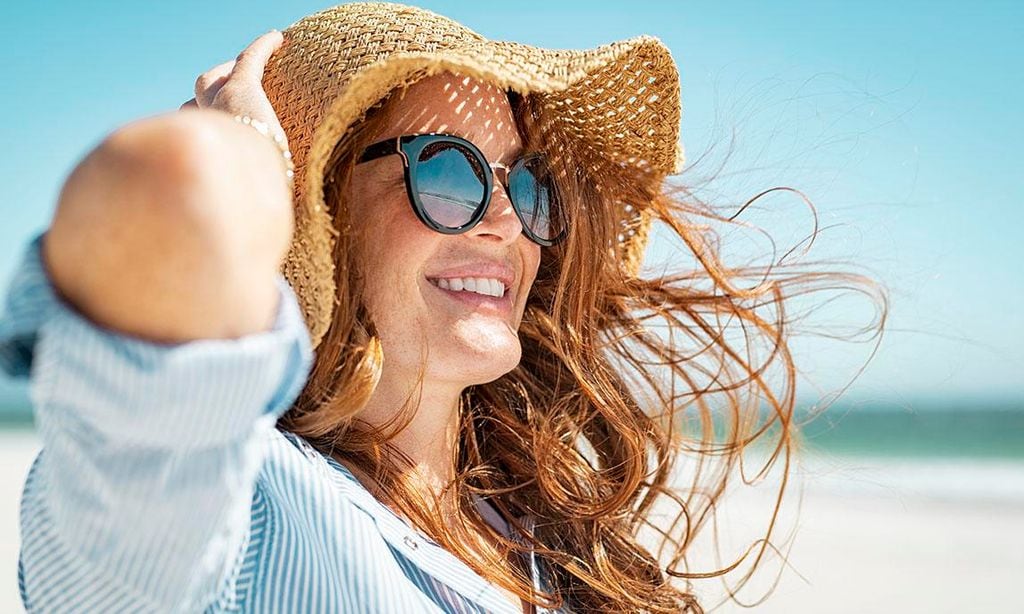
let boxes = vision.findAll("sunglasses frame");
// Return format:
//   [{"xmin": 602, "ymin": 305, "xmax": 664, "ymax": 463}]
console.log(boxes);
[{"xmin": 357, "ymin": 133, "xmax": 565, "ymax": 247}]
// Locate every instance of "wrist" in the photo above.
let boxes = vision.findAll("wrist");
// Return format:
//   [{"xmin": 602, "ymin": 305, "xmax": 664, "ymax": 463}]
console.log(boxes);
[{"xmin": 233, "ymin": 114, "xmax": 295, "ymax": 188}]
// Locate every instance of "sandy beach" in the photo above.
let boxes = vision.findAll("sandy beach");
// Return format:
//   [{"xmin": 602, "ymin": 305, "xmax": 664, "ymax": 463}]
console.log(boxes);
[
  {"xmin": 2, "ymin": 429, "xmax": 1022, "ymax": 613},
  {"xmin": 1, "ymin": 431, "xmax": 38, "ymax": 614}
]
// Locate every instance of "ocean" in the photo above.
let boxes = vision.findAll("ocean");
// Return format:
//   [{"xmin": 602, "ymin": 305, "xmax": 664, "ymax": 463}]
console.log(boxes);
[
  {"xmin": 3, "ymin": 396, "xmax": 1023, "ymax": 457},
  {"xmin": 793, "ymin": 401, "xmax": 1024, "ymax": 459}
]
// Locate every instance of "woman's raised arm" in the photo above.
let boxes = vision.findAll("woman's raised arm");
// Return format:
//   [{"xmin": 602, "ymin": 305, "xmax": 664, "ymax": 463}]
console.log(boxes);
[
  {"xmin": 42, "ymin": 106, "xmax": 295, "ymax": 344},
  {"xmin": 2, "ymin": 30, "xmax": 314, "ymax": 612}
]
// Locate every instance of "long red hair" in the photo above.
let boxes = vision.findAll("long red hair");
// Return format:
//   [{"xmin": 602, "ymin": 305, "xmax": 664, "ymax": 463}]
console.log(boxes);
[{"xmin": 278, "ymin": 80, "xmax": 889, "ymax": 612}]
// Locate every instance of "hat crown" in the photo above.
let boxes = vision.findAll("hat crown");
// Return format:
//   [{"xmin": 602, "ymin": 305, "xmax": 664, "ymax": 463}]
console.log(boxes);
[{"xmin": 286, "ymin": 2, "xmax": 485, "ymax": 82}]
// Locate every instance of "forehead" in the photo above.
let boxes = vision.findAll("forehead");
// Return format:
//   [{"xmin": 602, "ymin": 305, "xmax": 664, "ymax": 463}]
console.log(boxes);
[{"xmin": 377, "ymin": 72, "xmax": 523, "ymax": 163}]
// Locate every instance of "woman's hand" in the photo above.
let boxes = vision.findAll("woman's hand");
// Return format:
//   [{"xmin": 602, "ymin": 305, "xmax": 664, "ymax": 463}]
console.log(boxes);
[{"xmin": 180, "ymin": 30, "xmax": 288, "ymax": 144}]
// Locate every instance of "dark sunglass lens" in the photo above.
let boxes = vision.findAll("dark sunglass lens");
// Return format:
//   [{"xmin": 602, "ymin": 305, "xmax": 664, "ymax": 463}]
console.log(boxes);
[
  {"xmin": 509, "ymin": 156, "xmax": 562, "ymax": 242},
  {"xmin": 415, "ymin": 141, "xmax": 486, "ymax": 228}
]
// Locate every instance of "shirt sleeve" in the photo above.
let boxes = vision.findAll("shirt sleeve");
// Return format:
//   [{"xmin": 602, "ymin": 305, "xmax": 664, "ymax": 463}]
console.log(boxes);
[{"xmin": 2, "ymin": 229, "xmax": 315, "ymax": 612}]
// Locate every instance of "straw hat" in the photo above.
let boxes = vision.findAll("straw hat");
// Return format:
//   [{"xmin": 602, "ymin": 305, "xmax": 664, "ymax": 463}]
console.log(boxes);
[{"xmin": 261, "ymin": 2, "xmax": 685, "ymax": 350}]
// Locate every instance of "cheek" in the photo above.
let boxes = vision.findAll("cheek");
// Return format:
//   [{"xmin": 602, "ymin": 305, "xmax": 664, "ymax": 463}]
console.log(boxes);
[
  {"xmin": 352, "ymin": 184, "xmax": 407, "ymax": 298},
  {"xmin": 362, "ymin": 225, "xmax": 422, "ymax": 304},
  {"xmin": 517, "ymin": 242, "xmax": 542, "ymax": 312},
  {"xmin": 524, "ymin": 244, "xmax": 541, "ymax": 280},
  {"xmin": 355, "ymin": 192, "xmax": 439, "ymax": 328},
  {"xmin": 501, "ymin": 246, "xmax": 539, "ymax": 337}
]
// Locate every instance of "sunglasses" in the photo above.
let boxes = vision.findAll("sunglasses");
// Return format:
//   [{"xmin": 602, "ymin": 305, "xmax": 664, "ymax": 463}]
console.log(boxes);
[{"xmin": 357, "ymin": 133, "xmax": 566, "ymax": 246}]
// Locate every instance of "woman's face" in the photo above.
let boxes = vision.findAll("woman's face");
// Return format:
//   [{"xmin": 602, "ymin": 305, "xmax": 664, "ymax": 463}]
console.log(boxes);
[{"xmin": 348, "ymin": 73, "xmax": 541, "ymax": 390}]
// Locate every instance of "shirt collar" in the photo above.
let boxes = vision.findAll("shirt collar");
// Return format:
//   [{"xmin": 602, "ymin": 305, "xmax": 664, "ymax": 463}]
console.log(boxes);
[{"xmin": 280, "ymin": 430, "xmax": 535, "ymax": 614}]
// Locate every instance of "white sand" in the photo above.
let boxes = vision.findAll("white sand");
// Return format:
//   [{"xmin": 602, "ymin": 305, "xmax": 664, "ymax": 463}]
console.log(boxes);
[
  {"xmin": 2, "ymin": 431, "xmax": 1022, "ymax": 613},
  {"xmin": 676, "ymin": 453, "xmax": 1024, "ymax": 613},
  {"xmin": 0, "ymin": 431, "xmax": 39, "ymax": 614}
]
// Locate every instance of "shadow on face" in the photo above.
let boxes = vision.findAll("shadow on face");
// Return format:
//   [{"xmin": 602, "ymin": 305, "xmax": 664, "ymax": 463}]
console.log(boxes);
[
  {"xmin": 378, "ymin": 73, "xmax": 525, "ymax": 165},
  {"xmin": 346, "ymin": 72, "xmax": 543, "ymax": 392}
]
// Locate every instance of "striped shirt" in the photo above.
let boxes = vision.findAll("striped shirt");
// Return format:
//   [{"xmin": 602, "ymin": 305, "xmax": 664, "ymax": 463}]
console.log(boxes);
[{"xmin": 1, "ymin": 230, "xmax": 556, "ymax": 613}]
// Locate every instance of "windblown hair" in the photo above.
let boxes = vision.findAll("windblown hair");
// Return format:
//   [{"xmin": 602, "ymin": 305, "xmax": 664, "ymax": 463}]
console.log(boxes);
[{"xmin": 278, "ymin": 77, "xmax": 888, "ymax": 613}]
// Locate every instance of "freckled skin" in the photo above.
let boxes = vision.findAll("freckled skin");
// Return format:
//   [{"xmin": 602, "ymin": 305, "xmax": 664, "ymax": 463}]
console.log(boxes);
[
  {"xmin": 348, "ymin": 73, "xmax": 541, "ymax": 392},
  {"xmin": 340, "ymin": 75, "xmax": 542, "ymax": 614}
]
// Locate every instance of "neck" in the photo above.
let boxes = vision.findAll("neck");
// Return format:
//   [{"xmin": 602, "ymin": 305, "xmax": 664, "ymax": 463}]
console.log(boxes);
[{"xmin": 354, "ymin": 367, "xmax": 465, "ymax": 507}]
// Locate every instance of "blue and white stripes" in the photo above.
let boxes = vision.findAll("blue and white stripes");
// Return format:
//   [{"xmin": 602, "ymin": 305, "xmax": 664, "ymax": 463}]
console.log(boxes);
[{"xmin": 2, "ymin": 230, "xmax": 555, "ymax": 613}]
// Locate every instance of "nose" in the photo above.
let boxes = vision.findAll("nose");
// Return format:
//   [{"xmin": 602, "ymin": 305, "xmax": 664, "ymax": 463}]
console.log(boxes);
[{"xmin": 468, "ymin": 164, "xmax": 523, "ymax": 243}]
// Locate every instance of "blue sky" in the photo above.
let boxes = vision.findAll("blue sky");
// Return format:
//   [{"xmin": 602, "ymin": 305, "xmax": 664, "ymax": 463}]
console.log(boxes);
[{"xmin": 1, "ymin": 1, "xmax": 1021, "ymax": 407}]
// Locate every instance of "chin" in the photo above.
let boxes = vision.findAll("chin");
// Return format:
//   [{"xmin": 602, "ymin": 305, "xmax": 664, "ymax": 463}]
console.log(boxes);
[{"xmin": 442, "ymin": 326, "xmax": 523, "ymax": 385}]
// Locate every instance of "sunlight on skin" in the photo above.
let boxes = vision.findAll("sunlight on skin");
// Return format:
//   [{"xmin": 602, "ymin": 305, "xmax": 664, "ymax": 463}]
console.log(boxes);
[
  {"xmin": 337, "ymin": 73, "xmax": 540, "ymax": 521},
  {"xmin": 332, "ymin": 73, "xmax": 542, "ymax": 613},
  {"xmin": 394, "ymin": 76, "xmax": 519, "ymax": 165}
]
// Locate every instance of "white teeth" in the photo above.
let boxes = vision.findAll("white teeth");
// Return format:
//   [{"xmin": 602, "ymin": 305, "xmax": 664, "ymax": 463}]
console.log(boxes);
[{"xmin": 432, "ymin": 277, "xmax": 506, "ymax": 297}]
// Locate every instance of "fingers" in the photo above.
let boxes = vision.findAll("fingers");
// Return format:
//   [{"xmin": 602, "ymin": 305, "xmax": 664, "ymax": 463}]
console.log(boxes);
[
  {"xmin": 230, "ymin": 30, "xmax": 284, "ymax": 84},
  {"xmin": 183, "ymin": 29, "xmax": 287, "ymax": 139},
  {"xmin": 194, "ymin": 59, "xmax": 235, "ymax": 107}
]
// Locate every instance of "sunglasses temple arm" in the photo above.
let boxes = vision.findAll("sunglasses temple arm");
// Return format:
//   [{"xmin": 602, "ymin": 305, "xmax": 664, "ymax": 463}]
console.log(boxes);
[{"xmin": 358, "ymin": 136, "xmax": 403, "ymax": 164}]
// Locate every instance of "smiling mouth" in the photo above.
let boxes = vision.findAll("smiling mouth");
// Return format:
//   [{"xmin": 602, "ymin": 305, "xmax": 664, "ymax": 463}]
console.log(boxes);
[{"xmin": 428, "ymin": 276, "xmax": 507, "ymax": 298}]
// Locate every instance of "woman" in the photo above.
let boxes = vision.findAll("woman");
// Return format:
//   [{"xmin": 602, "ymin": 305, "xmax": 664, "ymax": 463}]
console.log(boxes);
[{"xmin": 3, "ymin": 3, "xmax": 886, "ymax": 613}]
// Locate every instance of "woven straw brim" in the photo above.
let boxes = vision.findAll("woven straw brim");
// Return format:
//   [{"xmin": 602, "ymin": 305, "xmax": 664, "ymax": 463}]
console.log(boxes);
[{"xmin": 264, "ymin": 4, "xmax": 685, "ymax": 350}]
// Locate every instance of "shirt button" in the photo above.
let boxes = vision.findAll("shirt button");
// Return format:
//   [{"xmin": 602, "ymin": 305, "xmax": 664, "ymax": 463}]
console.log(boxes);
[{"xmin": 404, "ymin": 535, "xmax": 419, "ymax": 550}]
